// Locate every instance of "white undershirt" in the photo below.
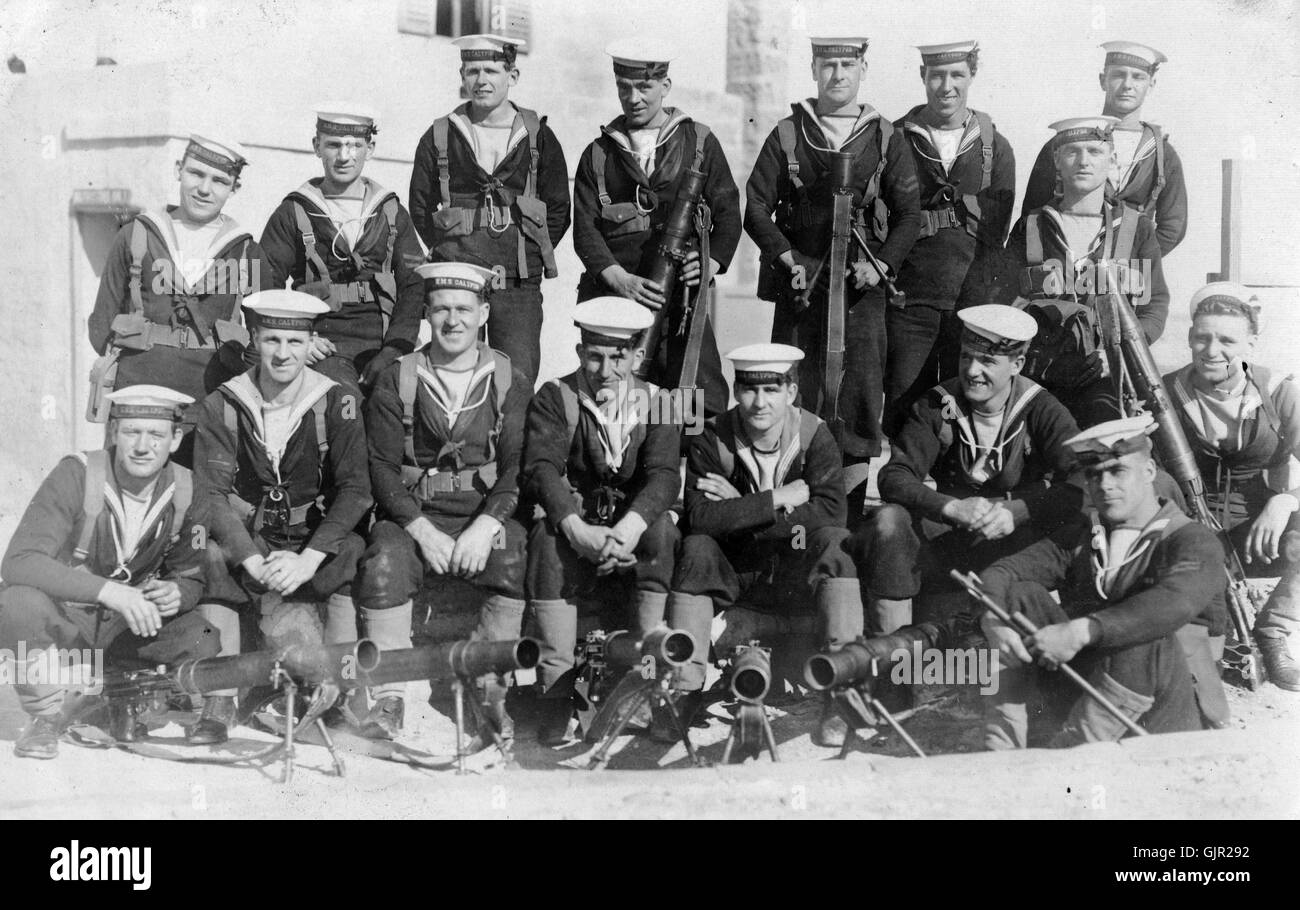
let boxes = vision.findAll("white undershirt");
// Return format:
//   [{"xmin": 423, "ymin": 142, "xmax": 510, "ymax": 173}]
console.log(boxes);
[
  {"xmin": 434, "ymin": 367, "xmax": 475, "ymax": 429},
  {"xmin": 1059, "ymin": 212, "xmax": 1103, "ymax": 268},
  {"xmin": 323, "ymin": 195, "xmax": 365, "ymax": 249},
  {"xmin": 751, "ymin": 445, "xmax": 781, "ymax": 492},
  {"xmin": 171, "ymin": 215, "xmax": 223, "ymax": 287},
  {"xmin": 628, "ymin": 128, "xmax": 660, "ymax": 175},
  {"xmin": 818, "ymin": 114, "xmax": 858, "ymax": 152},
  {"xmin": 1102, "ymin": 527, "xmax": 1143, "ymax": 595},
  {"xmin": 1193, "ymin": 372, "xmax": 1250, "ymax": 446},
  {"xmin": 117, "ymin": 481, "xmax": 157, "ymax": 558},
  {"xmin": 968, "ymin": 408, "xmax": 1003, "ymax": 483},
  {"xmin": 469, "ymin": 120, "xmax": 514, "ymax": 175},
  {"xmin": 1110, "ymin": 129, "xmax": 1142, "ymax": 189},
  {"xmin": 928, "ymin": 126, "xmax": 963, "ymax": 173}
]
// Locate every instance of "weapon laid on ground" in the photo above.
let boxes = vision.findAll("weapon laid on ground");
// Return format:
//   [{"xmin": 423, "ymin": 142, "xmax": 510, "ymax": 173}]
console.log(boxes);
[
  {"xmin": 950, "ymin": 569, "xmax": 1149, "ymax": 737},
  {"xmin": 572, "ymin": 627, "xmax": 703, "ymax": 770},
  {"xmin": 77, "ymin": 638, "xmax": 539, "ymax": 780},
  {"xmin": 1102, "ymin": 264, "xmax": 1265, "ymax": 690},
  {"xmin": 637, "ymin": 167, "xmax": 708, "ymax": 386},
  {"xmin": 718, "ymin": 643, "xmax": 779, "ymax": 764},
  {"xmin": 76, "ymin": 640, "xmax": 381, "ymax": 782},
  {"xmin": 803, "ymin": 623, "xmax": 948, "ymax": 759},
  {"xmin": 356, "ymin": 638, "xmax": 541, "ymax": 773}
]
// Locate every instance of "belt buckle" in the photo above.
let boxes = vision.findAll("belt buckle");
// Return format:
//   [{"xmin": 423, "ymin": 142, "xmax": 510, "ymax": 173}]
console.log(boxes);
[{"xmin": 449, "ymin": 471, "xmax": 463, "ymax": 492}]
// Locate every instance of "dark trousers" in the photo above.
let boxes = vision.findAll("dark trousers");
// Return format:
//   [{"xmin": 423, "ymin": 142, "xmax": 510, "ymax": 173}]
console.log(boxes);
[
  {"xmin": 1001, "ymin": 580, "xmax": 1202, "ymax": 740},
  {"xmin": 1229, "ymin": 512, "xmax": 1300, "ymax": 637},
  {"xmin": 485, "ymin": 281, "xmax": 544, "ymax": 388},
  {"xmin": 673, "ymin": 527, "xmax": 857, "ymax": 610},
  {"xmin": 202, "ymin": 531, "xmax": 366, "ymax": 609},
  {"xmin": 0, "ymin": 584, "xmax": 219, "ymax": 714},
  {"xmin": 772, "ymin": 287, "xmax": 888, "ymax": 459},
  {"xmin": 884, "ymin": 303, "xmax": 961, "ymax": 438},
  {"xmin": 526, "ymin": 512, "xmax": 679, "ymax": 601},
  {"xmin": 312, "ymin": 354, "xmax": 365, "ymax": 400},
  {"xmin": 855, "ymin": 503, "xmax": 1043, "ymax": 601},
  {"xmin": 355, "ymin": 516, "xmax": 528, "ymax": 609},
  {"xmin": 1049, "ymin": 377, "xmax": 1122, "ymax": 429}
]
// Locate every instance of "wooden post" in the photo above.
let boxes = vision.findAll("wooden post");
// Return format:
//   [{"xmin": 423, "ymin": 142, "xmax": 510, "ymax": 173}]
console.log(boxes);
[{"xmin": 1209, "ymin": 159, "xmax": 1242, "ymax": 282}]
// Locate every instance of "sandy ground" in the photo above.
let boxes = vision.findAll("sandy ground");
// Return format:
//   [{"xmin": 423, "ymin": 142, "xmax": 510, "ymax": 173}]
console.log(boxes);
[{"xmin": 2, "ymin": 643, "xmax": 1297, "ymax": 820}]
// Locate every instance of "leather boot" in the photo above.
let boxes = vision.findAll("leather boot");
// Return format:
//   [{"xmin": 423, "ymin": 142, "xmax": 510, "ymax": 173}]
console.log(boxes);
[
  {"xmin": 814, "ymin": 578, "xmax": 866, "ymax": 748},
  {"xmin": 868, "ymin": 597, "xmax": 912, "ymax": 637},
  {"xmin": 186, "ymin": 695, "xmax": 237, "ymax": 745},
  {"xmin": 532, "ymin": 599, "xmax": 578, "ymax": 745},
  {"xmin": 14, "ymin": 715, "xmax": 60, "ymax": 760},
  {"xmin": 359, "ymin": 601, "xmax": 413, "ymax": 738},
  {"xmin": 634, "ymin": 591, "xmax": 668, "ymax": 638},
  {"xmin": 472, "ymin": 595, "xmax": 527, "ymax": 741},
  {"xmin": 1257, "ymin": 633, "xmax": 1300, "ymax": 692}
]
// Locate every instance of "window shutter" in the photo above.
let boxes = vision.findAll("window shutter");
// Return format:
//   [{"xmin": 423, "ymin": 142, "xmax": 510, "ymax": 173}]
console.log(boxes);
[
  {"xmin": 488, "ymin": 0, "xmax": 532, "ymax": 53},
  {"xmin": 396, "ymin": 0, "xmax": 438, "ymax": 37}
]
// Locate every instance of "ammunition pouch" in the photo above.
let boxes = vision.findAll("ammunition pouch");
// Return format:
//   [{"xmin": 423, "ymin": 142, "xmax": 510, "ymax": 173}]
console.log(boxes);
[
  {"xmin": 1021, "ymin": 300, "xmax": 1102, "ymax": 390},
  {"xmin": 85, "ymin": 348, "xmax": 121, "ymax": 423},
  {"xmin": 515, "ymin": 194, "xmax": 559, "ymax": 278},
  {"xmin": 599, "ymin": 200, "xmax": 652, "ymax": 238},
  {"xmin": 212, "ymin": 319, "xmax": 250, "ymax": 349},
  {"xmin": 109, "ymin": 313, "xmax": 213, "ymax": 351},
  {"xmin": 429, "ymin": 205, "xmax": 476, "ymax": 238}
]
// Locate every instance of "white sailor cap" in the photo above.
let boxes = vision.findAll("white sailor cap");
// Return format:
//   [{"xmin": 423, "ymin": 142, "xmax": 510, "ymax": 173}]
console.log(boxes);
[
  {"xmin": 184, "ymin": 133, "xmax": 248, "ymax": 176},
  {"xmin": 315, "ymin": 103, "xmax": 379, "ymax": 138},
  {"xmin": 414, "ymin": 262, "xmax": 497, "ymax": 297},
  {"xmin": 810, "ymin": 36, "xmax": 870, "ymax": 59},
  {"xmin": 605, "ymin": 39, "xmax": 676, "ymax": 79},
  {"xmin": 243, "ymin": 289, "xmax": 331, "ymax": 331},
  {"xmin": 1100, "ymin": 41, "xmax": 1167, "ymax": 74},
  {"xmin": 916, "ymin": 40, "xmax": 979, "ymax": 66},
  {"xmin": 1065, "ymin": 414, "xmax": 1157, "ymax": 464},
  {"xmin": 453, "ymin": 34, "xmax": 526, "ymax": 65},
  {"xmin": 1189, "ymin": 282, "xmax": 1262, "ymax": 328},
  {"xmin": 727, "ymin": 343, "xmax": 805, "ymax": 381},
  {"xmin": 1049, "ymin": 116, "xmax": 1120, "ymax": 146},
  {"xmin": 957, "ymin": 304, "xmax": 1037, "ymax": 354},
  {"xmin": 105, "ymin": 385, "xmax": 194, "ymax": 422},
  {"xmin": 573, "ymin": 297, "xmax": 654, "ymax": 345}
]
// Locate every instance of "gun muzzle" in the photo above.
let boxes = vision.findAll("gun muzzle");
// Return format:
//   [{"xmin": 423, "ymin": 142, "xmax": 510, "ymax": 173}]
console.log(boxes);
[
  {"xmin": 603, "ymin": 628, "xmax": 695, "ymax": 670},
  {"xmin": 360, "ymin": 638, "xmax": 541, "ymax": 686},
  {"xmin": 172, "ymin": 640, "xmax": 381, "ymax": 695},
  {"xmin": 830, "ymin": 150, "xmax": 855, "ymax": 193},
  {"xmin": 729, "ymin": 645, "xmax": 772, "ymax": 705},
  {"xmin": 803, "ymin": 624, "xmax": 948, "ymax": 691}
]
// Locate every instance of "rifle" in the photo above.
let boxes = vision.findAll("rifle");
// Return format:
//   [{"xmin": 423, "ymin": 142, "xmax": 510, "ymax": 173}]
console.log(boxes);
[
  {"xmin": 821, "ymin": 152, "xmax": 855, "ymax": 444},
  {"xmin": 1102, "ymin": 263, "xmax": 1265, "ymax": 689},
  {"xmin": 572, "ymin": 627, "xmax": 703, "ymax": 769},
  {"xmin": 950, "ymin": 569, "xmax": 1149, "ymax": 737},
  {"xmin": 636, "ymin": 167, "xmax": 708, "ymax": 386}
]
